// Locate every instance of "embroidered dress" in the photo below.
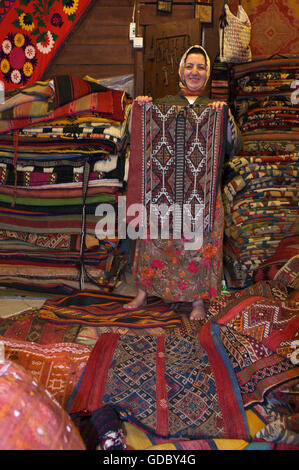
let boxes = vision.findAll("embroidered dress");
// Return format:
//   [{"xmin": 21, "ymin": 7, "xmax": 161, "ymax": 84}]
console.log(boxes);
[
  {"xmin": 128, "ymin": 93, "xmax": 240, "ymax": 303},
  {"xmin": 133, "ymin": 198, "xmax": 223, "ymax": 302}
]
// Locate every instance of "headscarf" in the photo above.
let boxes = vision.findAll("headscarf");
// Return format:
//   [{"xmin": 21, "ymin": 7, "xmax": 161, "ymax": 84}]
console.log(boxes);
[{"xmin": 178, "ymin": 45, "xmax": 211, "ymax": 96}]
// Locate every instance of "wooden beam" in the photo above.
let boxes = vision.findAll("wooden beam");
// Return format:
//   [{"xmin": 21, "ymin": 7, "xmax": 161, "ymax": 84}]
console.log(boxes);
[{"xmin": 54, "ymin": 45, "xmax": 134, "ymax": 65}]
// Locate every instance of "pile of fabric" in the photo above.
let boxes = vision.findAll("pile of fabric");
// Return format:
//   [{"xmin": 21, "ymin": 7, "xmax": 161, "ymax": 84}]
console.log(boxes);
[
  {"xmin": 66, "ymin": 278, "xmax": 299, "ymax": 450},
  {"xmin": 222, "ymin": 56, "xmax": 299, "ymax": 289},
  {"xmin": 1, "ymin": 271, "xmax": 298, "ymax": 450},
  {"xmin": 0, "ymin": 75, "xmax": 132, "ymax": 295},
  {"xmin": 229, "ymin": 55, "xmax": 299, "ymax": 154}
]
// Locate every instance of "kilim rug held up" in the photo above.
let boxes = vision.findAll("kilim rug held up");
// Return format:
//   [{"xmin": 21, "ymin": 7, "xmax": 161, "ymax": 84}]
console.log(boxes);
[
  {"xmin": 0, "ymin": 0, "xmax": 95, "ymax": 89},
  {"xmin": 127, "ymin": 102, "xmax": 228, "ymax": 236}
]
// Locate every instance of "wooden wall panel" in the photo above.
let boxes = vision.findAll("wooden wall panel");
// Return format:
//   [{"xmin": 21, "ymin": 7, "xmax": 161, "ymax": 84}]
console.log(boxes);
[
  {"xmin": 138, "ymin": 4, "xmax": 195, "ymax": 25},
  {"xmin": 43, "ymin": 0, "xmax": 223, "ymax": 94},
  {"xmin": 54, "ymin": 45, "xmax": 133, "ymax": 65}
]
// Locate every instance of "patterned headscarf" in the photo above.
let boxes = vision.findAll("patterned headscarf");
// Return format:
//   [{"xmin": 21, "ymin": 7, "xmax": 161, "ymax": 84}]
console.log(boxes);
[{"xmin": 178, "ymin": 45, "xmax": 211, "ymax": 94}]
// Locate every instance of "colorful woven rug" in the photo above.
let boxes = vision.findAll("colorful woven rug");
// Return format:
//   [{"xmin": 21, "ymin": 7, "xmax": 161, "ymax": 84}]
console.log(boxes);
[
  {"xmin": 0, "ymin": 84, "xmax": 125, "ymax": 134},
  {"xmin": 1, "ymin": 335, "xmax": 91, "ymax": 408},
  {"xmin": 122, "ymin": 410, "xmax": 299, "ymax": 450},
  {"xmin": 215, "ymin": 296, "xmax": 299, "ymax": 359},
  {"xmin": 0, "ymin": 309, "xmax": 81, "ymax": 343},
  {"xmin": 68, "ymin": 325, "xmax": 250, "ymax": 440},
  {"xmin": 38, "ymin": 291, "xmax": 182, "ymax": 329},
  {"xmin": 210, "ymin": 280, "xmax": 299, "ymax": 410},
  {"xmin": 0, "ymin": 0, "xmax": 95, "ymax": 89},
  {"xmin": 274, "ymin": 255, "xmax": 299, "ymax": 291},
  {"xmin": 220, "ymin": 325, "xmax": 299, "ymax": 409},
  {"xmin": 94, "ymin": 311, "xmax": 201, "ymax": 338},
  {"xmin": 229, "ymin": 0, "xmax": 299, "ymax": 57},
  {"xmin": 253, "ymin": 236, "xmax": 299, "ymax": 283},
  {"xmin": 207, "ymin": 280, "xmax": 289, "ymax": 321},
  {"xmin": 127, "ymin": 102, "xmax": 228, "ymax": 236}
]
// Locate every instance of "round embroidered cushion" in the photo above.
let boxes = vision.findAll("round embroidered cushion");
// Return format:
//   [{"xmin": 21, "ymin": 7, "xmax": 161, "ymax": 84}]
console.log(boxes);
[{"xmin": 0, "ymin": 360, "xmax": 85, "ymax": 450}]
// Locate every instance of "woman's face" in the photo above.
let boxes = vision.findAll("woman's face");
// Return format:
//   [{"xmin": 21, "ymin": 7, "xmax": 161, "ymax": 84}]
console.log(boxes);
[{"xmin": 182, "ymin": 53, "xmax": 207, "ymax": 91}]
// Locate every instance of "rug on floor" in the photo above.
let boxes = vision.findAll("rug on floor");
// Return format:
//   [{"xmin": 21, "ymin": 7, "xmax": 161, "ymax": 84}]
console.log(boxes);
[
  {"xmin": 38, "ymin": 291, "xmax": 182, "ymax": 329},
  {"xmin": 1, "ymin": 335, "xmax": 91, "ymax": 409},
  {"xmin": 68, "ymin": 326, "xmax": 250, "ymax": 440},
  {"xmin": 0, "ymin": 309, "xmax": 81, "ymax": 344}
]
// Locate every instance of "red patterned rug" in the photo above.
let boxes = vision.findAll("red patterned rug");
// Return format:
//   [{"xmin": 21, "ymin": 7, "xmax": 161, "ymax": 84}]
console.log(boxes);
[
  {"xmin": 216, "ymin": 296, "xmax": 299, "ymax": 359},
  {"xmin": 229, "ymin": 0, "xmax": 299, "ymax": 58},
  {"xmin": 0, "ymin": 309, "xmax": 81, "ymax": 343},
  {"xmin": 127, "ymin": 102, "xmax": 228, "ymax": 236}
]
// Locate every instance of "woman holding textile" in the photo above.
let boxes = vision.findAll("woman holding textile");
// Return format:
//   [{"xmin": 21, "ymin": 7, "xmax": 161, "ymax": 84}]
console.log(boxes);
[{"xmin": 124, "ymin": 45, "xmax": 242, "ymax": 321}]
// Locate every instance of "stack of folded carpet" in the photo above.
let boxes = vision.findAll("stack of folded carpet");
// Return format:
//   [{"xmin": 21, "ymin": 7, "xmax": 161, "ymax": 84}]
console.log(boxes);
[
  {"xmin": 229, "ymin": 55, "xmax": 299, "ymax": 154},
  {"xmin": 0, "ymin": 75, "xmax": 132, "ymax": 296},
  {"xmin": 222, "ymin": 56, "xmax": 299, "ymax": 289}
]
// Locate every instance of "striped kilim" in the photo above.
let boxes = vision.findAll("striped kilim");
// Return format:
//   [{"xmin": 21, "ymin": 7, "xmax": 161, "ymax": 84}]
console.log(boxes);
[{"xmin": 38, "ymin": 291, "xmax": 181, "ymax": 329}]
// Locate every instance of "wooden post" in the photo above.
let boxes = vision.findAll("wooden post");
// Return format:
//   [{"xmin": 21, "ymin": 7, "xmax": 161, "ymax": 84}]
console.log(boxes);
[{"xmin": 134, "ymin": 0, "xmax": 144, "ymax": 97}]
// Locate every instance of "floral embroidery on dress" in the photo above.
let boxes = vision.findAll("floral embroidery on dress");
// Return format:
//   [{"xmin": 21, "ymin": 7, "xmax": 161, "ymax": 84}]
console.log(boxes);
[{"xmin": 133, "ymin": 192, "xmax": 224, "ymax": 303}]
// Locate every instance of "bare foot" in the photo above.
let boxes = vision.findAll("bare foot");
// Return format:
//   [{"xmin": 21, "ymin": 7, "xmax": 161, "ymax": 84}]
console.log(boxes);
[
  {"xmin": 190, "ymin": 299, "xmax": 206, "ymax": 321},
  {"xmin": 123, "ymin": 289, "xmax": 147, "ymax": 310}
]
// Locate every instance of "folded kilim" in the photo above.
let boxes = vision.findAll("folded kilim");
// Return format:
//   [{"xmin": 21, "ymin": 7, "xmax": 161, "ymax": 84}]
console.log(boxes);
[{"xmin": 215, "ymin": 295, "xmax": 299, "ymax": 359}]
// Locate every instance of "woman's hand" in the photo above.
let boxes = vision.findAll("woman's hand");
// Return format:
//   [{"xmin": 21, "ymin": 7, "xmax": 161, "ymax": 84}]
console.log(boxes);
[
  {"xmin": 209, "ymin": 101, "xmax": 234, "ymax": 120},
  {"xmin": 135, "ymin": 96, "xmax": 153, "ymax": 105},
  {"xmin": 209, "ymin": 101, "xmax": 226, "ymax": 110}
]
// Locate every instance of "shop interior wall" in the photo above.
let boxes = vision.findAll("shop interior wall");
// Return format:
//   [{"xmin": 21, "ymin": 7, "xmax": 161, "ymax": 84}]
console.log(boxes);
[
  {"xmin": 43, "ymin": 0, "xmax": 226, "ymax": 90},
  {"xmin": 43, "ymin": 0, "xmax": 298, "ymax": 94}
]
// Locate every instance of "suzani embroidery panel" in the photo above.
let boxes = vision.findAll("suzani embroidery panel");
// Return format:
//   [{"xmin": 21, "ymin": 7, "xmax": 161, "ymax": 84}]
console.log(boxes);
[{"xmin": 0, "ymin": 0, "xmax": 95, "ymax": 89}]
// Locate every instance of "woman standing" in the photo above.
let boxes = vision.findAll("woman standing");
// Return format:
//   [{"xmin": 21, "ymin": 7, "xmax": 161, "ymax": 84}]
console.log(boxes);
[{"xmin": 124, "ymin": 45, "xmax": 242, "ymax": 321}]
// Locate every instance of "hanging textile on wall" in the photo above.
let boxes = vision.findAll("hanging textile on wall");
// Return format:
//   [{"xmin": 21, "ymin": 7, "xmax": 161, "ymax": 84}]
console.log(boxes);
[
  {"xmin": 0, "ymin": 0, "xmax": 95, "ymax": 90},
  {"xmin": 156, "ymin": 0, "xmax": 173, "ymax": 14},
  {"xmin": 194, "ymin": 1, "xmax": 213, "ymax": 25},
  {"xmin": 228, "ymin": 0, "xmax": 299, "ymax": 58},
  {"xmin": 219, "ymin": 1, "xmax": 251, "ymax": 63}
]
